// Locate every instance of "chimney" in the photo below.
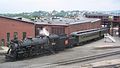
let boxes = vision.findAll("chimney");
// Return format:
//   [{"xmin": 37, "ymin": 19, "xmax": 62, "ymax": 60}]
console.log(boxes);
[
  {"xmin": 48, "ymin": 22, "xmax": 52, "ymax": 24},
  {"xmin": 17, "ymin": 17, "xmax": 22, "ymax": 20}
]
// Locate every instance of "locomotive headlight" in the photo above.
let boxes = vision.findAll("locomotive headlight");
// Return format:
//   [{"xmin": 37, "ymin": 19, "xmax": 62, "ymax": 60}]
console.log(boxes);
[{"xmin": 65, "ymin": 40, "xmax": 68, "ymax": 45}]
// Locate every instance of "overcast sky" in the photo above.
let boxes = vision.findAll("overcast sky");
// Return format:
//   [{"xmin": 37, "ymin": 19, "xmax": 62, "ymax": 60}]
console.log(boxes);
[{"xmin": 0, "ymin": 0, "xmax": 120, "ymax": 13}]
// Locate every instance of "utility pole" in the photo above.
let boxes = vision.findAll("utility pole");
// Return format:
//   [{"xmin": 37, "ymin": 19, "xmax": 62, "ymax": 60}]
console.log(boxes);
[
  {"xmin": 118, "ymin": 22, "xmax": 120, "ymax": 37},
  {"xmin": 109, "ymin": 16, "xmax": 113, "ymax": 36}
]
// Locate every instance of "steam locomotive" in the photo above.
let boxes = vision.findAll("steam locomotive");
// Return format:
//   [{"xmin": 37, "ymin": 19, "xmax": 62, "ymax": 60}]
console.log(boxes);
[
  {"xmin": 5, "ymin": 27, "xmax": 108, "ymax": 61},
  {"xmin": 5, "ymin": 34, "xmax": 74, "ymax": 61}
]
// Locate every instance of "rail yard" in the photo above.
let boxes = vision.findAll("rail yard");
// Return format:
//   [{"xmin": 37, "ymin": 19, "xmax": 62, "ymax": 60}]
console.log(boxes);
[
  {"xmin": 0, "ymin": 36, "xmax": 120, "ymax": 68},
  {"xmin": 0, "ymin": 0, "xmax": 120, "ymax": 68}
]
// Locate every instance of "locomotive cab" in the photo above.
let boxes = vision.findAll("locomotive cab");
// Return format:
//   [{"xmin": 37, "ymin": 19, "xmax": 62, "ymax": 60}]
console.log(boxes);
[{"xmin": 49, "ymin": 34, "xmax": 67, "ymax": 51}]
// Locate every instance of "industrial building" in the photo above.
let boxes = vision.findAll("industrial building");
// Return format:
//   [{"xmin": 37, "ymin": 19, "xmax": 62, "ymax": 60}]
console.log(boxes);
[
  {"xmin": 0, "ymin": 16, "xmax": 102, "ymax": 46},
  {"xmin": 85, "ymin": 13, "xmax": 120, "ymax": 36},
  {"xmin": 0, "ymin": 16, "xmax": 35, "ymax": 46},
  {"xmin": 34, "ymin": 17, "xmax": 101, "ymax": 36}
]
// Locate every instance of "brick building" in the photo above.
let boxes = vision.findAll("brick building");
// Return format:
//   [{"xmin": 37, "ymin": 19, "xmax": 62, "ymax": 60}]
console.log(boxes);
[
  {"xmin": 85, "ymin": 13, "xmax": 120, "ymax": 36},
  {"xmin": 85, "ymin": 13, "xmax": 110, "ymax": 25},
  {"xmin": 85, "ymin": 13, "xmax": 120, "ymax": 26},
  {"xmin": 35, "ymin": 23, "xmax": 66, "ymax": 36},
  {"xmin": 35, "ymin": 18, "xmax": 101, "ymax": 36},
  {"xmin": 0, "ymin": 16, "xmax": 35, "ymax": 46}
]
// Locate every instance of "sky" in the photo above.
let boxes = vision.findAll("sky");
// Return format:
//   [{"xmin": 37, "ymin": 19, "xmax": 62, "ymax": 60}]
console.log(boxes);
[{"xmin": 0, "ymin": 0, "xmax": 120, "ymax": 13}]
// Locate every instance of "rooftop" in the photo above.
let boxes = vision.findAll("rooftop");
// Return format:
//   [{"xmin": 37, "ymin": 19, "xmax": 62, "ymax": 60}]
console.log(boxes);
[
  {"xmin": 85, "ymin": 13, "xmax": 120, "ymax": 17},
  {"xmin": 34, "ymin": 17, "xmax": 100, "ymax": 26},
  {"xmin": 0, "ymin": 16, "xmax": 34, "ymax": 24},
  {"xmin": 85, "ymin": 13, "xmax": 110, "ymax": 16},
  {"xmin": 0, "ymin": 16, "xmax": 101, "ymax": 26},
  {"xmin": 110, "ymin": 14, "xmax": 120, "ymax": 16}
]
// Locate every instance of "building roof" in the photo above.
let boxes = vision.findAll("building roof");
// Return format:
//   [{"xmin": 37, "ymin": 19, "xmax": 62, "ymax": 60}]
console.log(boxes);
[
  {"xmin": 71, "ymin": 28, "xmax": 101, "ymax": 36},
  {"xmin": 13, "ymin": 17, "xmax": 33, "ymax": 22},
  {"xmin": 85, "ymin": 13, "xmax": 110, "ymax": 16},
  {"xmin": 34, "ymin": 22, "xmax": 67, "ymax": 26},
  {"xmin": 34, "ymin": 17, "xmax": 100, "ymax": 26},
  {"xmin": 110, "ymin": 14, "xmax": 120, "ymax": 16},
  {"xmin": 0, "ymin": 16, "xmax": 34, "ymax": 24},
  {"xmin": 0, "ymin": 16, "xmax": 100, "ymax": 26}
]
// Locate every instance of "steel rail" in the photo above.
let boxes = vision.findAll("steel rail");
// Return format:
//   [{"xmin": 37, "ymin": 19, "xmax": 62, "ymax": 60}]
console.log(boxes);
[{"xmin": 51, "ymin": 50, "xmax": 120, "ymax": 65}]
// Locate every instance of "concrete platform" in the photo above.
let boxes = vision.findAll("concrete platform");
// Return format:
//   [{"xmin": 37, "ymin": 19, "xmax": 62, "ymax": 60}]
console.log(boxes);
[
  {"xmin": 94, "ymin": 45, "xmax": 120, "ymax": 49},
  {"xmin": 90, "ymin": 59, "xmax": 120, "ymax": 67}
]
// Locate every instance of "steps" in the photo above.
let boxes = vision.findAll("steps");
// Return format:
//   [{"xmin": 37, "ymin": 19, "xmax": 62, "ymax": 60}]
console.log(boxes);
[{"xmin": 104, "ymin": 33, "xmax": 116, "ymax": 43}]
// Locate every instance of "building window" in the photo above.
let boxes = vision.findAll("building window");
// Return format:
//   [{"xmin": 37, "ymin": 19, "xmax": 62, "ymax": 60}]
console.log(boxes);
[
  {"xmin": 114, "ymin": 16, "xmax": 119, "ymax": 18},
  {"xmin": 14, "ymin": 32, "xmax": 18, "ymax": 39},
  {"xmin": 1, "ymin": 39, "xmax": 5, "ymax": 46},
  {"xmin": 114, "ymin": 19, "xmax": 117, "ymax": 21},
  {"xmin": 51, "ymin": 27, "xmax": 65, "ymax": 35},
  {"xmin": 23, "ymin": 32, "xmax": 26, "ymax": 40},
  {"xmin": 7, "ymin": 33, "xmax": 10, "ymax": 42}
]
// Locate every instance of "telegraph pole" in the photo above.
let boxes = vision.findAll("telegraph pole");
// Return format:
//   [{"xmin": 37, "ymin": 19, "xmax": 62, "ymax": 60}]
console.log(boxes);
[
  {"xmin": 109, "ymin": 16, "xmax": 113, "ymax": 36},
  {"xmin": 118, "ymin": 22, "xmax": 120, "ymax": 37}
]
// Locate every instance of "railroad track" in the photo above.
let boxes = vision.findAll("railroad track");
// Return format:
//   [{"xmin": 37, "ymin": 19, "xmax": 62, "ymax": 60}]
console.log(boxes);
[
  {"xmin": 2, "ymin": 50, "xmax": 120, "ymax": 68},
  {"xmin": 42, "ymin": 50, "xmax": 120, "ymax": 68}
]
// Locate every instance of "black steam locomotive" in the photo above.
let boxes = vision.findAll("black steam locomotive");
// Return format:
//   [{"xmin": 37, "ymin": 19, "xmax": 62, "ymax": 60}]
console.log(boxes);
[{"xmin": 6, "ymin": 34, "xmax": 74, "ymax": 61}]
